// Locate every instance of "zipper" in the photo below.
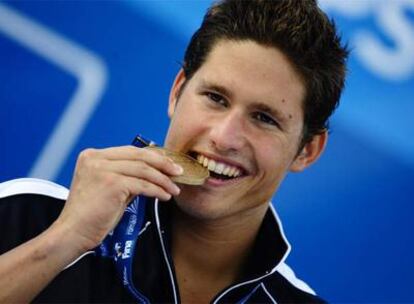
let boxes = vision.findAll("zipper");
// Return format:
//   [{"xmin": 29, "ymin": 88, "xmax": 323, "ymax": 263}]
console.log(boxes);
[
  {"xmin": 212, "ymin": 204, "xmax": 290, "ymax": 303},
  {"xmin": 154, "ymin": 199, "xmax": 179, "ymax": 304},
  {"xmin": 211, "ymin": 270, "xmax": 276, "ymax": 304}
]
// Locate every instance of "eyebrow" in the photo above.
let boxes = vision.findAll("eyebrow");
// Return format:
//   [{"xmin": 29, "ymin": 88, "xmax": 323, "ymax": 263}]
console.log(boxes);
[
  {"xmin": 252, "ymin": 102, "xmax": 289, "ymax": 128},
  {"xmin": 198, "ymin": 79, "xmax": 234, "ymax": 99}
]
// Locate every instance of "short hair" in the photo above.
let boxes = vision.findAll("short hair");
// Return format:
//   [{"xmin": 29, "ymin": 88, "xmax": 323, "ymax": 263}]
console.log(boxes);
[{"xmin": 182, "ymin": 0, "xmax": 349, "ymax": 147}]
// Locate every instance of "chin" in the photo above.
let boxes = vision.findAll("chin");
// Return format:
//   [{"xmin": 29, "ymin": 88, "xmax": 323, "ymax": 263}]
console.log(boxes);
[{"xmin": 173, "ymin": 196, "xmax": 231, "ymax": 222}]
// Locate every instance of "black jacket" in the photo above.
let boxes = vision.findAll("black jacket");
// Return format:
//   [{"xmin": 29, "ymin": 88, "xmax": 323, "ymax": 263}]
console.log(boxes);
[{"xmin": 0, "ymin": 178, "xmax": 326, "ymax": 303}]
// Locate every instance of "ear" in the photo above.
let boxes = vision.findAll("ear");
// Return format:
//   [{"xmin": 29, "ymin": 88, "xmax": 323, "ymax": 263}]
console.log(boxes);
[
  {"xmin": 289, "ymin": 130, "xmax": 328, "ymax": 172},
  {"xmin": 168, "ymin": 69, "xmax": 187, "ymax": 118}
]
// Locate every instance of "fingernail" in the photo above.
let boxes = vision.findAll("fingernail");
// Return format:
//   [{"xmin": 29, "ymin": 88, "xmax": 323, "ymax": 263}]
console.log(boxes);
[
  {"xmin": 163, "ymin": 194, "xmax": 172, "ymax": 201},
  {"xmin": 174, "ymin": 164, "xmax": 183, "ymax": 175},
  {"xmin": 173, "ymin": 184, "xmax": 181, "ymax": 195}
]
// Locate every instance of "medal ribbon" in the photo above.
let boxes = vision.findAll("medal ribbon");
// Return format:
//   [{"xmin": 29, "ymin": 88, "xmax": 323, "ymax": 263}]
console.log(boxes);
[{"xmin": 94, "ymin": 134, "xmax": 155, "ymax": 303}]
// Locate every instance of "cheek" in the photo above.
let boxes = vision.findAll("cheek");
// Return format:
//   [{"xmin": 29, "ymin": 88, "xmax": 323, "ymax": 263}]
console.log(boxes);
[
  {"xmin": 174, "ymin": 104, "xmax": 203, "ymax": 134},
  {"xmin": 253, "ymin": 142, "xmax": 294, "ymax": 188},
  {"xmin": 165, "ymin": 99, "xmax": 205, "ymax": 148},
  {"xmin": 259, "ymin": 154, "xmax": 285, "ymax": 184}
]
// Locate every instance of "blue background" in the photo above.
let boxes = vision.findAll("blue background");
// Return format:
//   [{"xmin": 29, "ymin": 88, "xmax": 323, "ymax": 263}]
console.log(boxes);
[{"xmin": 1, "ymin": 1, "xmax": 413, "ymax": 302}]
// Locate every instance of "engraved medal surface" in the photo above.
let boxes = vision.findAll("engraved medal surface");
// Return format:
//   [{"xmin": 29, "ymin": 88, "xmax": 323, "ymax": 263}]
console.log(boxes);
[{"xmin": 146, "ymin": 146, "xmax": 209, "ymax": 185}]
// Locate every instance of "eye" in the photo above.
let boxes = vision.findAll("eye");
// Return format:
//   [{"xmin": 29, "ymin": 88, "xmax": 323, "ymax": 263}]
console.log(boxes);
[
  {"xmin": 206, "ymin": 92, "xmax": 228, "ymax": 107},
  {"xmin": 252, "ymin": 112, "xmax": 279, "ymax": 127}
]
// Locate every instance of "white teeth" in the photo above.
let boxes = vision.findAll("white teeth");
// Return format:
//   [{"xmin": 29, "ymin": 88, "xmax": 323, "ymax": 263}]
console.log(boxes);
[
  {"xmin": 208, "ymin": 160, "xmax": 216, "ymax": 171},
  {"xmin": 223, "ymin": 166, "xmax": 230, "ymax": 175},
  {"xmin": 234, "ymin": 169, "xmax": 241, "ymax": 177},
  {"xmin": 196, "ymin": 154, "xmax": 243, "ymax": 178},
  {"xmin": 215, "ymin": 163, "xmax": 224, "ymax": 174}
]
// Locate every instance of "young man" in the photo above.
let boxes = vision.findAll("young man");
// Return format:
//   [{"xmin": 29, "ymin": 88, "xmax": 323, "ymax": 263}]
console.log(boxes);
[{"xmin": 0, "ymin": 0, "xmax": 348, "ymax": 303}]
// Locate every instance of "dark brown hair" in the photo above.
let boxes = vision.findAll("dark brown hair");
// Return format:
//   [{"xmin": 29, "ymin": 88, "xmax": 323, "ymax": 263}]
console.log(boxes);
[{"xmin": 182, "ymin": 0, "xmax": 349, "ymax": 147}]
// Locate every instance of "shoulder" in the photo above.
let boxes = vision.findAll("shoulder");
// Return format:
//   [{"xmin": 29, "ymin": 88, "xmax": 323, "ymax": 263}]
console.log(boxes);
[
  {"xmin": 275, "ymin": 262, "xmax": 316, "ymax": 295},
  {"xmin": 0, "ymin": 178, "xmax": 69, "ymax": 254},
  {"xmin": 259, "ymin": 262, "xmax": 326, "ymax": 303},
  {"xmin": 0, "ymin": 178, "xmax": 69, "ymax": 200}
]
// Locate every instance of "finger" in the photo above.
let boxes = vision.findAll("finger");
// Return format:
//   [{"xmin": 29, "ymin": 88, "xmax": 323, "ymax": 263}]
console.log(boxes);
[
  {"xmin": 105, "ymin": 160, "xmax": 181, "ymax": 196},
  {"xmin": 139, "ymin": 151, "xmax": 184, "ymax": 177},
  {"xmin": 93, "ymin": 145, "xmax": 144, "ymax": 160},
  {"xmin": 98, "ymin": 145, "xmax": 167, "ymax": 160},
  {"xmin": 124, "ymin": 176, "xmax": 174, "ymax": 202},
  {"xmin": 97, "ymin": 146, "xmax": 183, "ymax": 176}
]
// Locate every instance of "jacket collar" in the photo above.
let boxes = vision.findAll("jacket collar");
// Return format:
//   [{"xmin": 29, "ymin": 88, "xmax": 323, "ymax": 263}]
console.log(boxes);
[
  {"xmin": 240, "ymin": 204, "xmax": 291, "ymax": 280},
  {"xmin": 135, "ymin": 200, "xmax": 291, "ymax": 303},
  {"xmin": 155, "ymin": 201, "xmax": 291, "ymax": 283}
]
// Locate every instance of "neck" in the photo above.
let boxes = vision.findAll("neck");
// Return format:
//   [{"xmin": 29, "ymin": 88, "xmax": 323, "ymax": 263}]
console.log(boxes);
[{"xmin": 171, "ymin": 204, "xmax": 268, "ymax": 303}]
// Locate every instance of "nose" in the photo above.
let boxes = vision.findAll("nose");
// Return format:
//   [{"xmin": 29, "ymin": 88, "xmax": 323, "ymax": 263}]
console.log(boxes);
[{"xmin": 209, "ymin": 110, "xmax": 246, "ymax": 153}]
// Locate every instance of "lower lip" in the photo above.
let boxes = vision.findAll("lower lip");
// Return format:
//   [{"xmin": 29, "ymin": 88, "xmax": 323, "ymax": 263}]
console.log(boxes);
[{"xmin": 204, "ymin": 175, "xmax": 245, "ymax": 187}]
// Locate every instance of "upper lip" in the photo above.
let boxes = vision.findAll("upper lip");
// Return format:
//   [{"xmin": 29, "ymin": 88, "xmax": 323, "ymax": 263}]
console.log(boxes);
[{"xmin": 190, "ymin": 151, "xmax": 250, "ymax": 175}]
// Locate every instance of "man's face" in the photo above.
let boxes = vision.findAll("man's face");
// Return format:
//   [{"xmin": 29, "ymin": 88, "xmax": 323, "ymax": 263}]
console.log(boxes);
[{"xmin": 164, "ymin": 40, "xmax": 308, "ymax": 222}]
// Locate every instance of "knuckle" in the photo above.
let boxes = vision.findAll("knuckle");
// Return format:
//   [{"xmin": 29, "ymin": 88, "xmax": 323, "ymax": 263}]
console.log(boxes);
[
  {"xmin": 134, "ymin": 146, "xmax": 147, "ymax": 157},
  {"xmin": 138, "ymin": 163, "xmax": 149, "ymax": 174},
  {"xmin": 161, "ymin": 175, "xmax": 174, "ymax": 187},
  {"xmin": 101, "ymin": 173, "xmax": 118, "ymax": 187},
  {"xmin": 104, "ymin": 176, "xmax": 130, "ymax": 203},
  {"xmin": 163, "ymin": 155, "xmax": 173, "ymax": 165},
  {"xmin": 162, "ymin": 157, "xmax": 174, "ymax": 170},
  {"xmin": 116, "ymin": 187, "xmax": 130, "ymax": 204},
  {"xmin": 81, "ymin": 148, "xmax": 97, "ymax": 158},
  {"xmin": 139, "ymin": 180, "xmax": 150, "ymax": 190},
  {"xmin": 134, "ymin": 145, "xmax": 145, "ymax": 153},
  {"xmin": 79, "ymin": 148, "xmax": 97, "ymax": 163}
]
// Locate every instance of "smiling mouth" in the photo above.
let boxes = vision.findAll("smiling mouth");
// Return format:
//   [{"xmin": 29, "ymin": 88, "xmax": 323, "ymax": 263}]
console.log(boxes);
[{"xmin": 189, "ymin": 152, "xmax": 246, "ymax": 181}]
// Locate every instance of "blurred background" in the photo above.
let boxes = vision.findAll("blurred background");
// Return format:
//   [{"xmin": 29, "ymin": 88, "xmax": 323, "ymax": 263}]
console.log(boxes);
[{"xmin": 1, "ymin": 0, "xmax": 413, "ymax": 302}]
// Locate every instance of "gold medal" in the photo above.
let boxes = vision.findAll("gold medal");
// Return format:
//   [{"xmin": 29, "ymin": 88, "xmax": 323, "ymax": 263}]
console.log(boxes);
[{"xmin": 145, "ymin": 146, "xmax": 209, "ymax": 185}]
